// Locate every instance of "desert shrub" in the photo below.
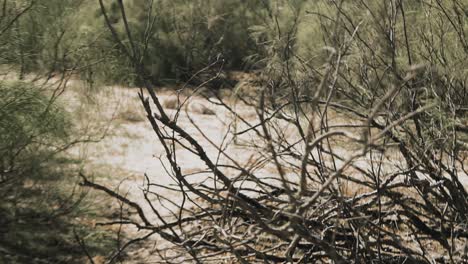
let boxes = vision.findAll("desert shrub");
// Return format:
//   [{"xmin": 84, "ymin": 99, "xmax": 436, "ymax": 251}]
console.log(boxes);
[
  {"xmin": 0, "ymin": 1, "xmax": 89, "ymax": 77},
  {"xmin": 0, "ymin": 81, "xmax": 70, "ymax": 177},
  {"xmin": 0, "ymin": 81, "xmax": 113, "ymax": 263}
]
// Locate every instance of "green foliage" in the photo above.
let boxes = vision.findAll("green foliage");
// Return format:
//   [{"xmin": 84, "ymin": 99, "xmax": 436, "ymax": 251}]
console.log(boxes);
[
  {"xmin": 0, "ymin": 81, "xmax": 114, "ymax": 263},
  {"xmin": 0, "ymin": 0, "xmax": 86, "ymax": 76},
  {"xmin": 78, "ymin": 0, "xmax": 270, "ymax": 85},
  {"xmin": 0, "ymin": 81, "xmax": 69, "ymax": 173}
]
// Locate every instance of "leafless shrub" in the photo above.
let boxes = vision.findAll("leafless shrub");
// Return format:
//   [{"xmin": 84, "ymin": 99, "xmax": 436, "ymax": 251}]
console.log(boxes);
[
  {"xmin": 83, "ymin": 1, "xmax": 468, "ymax": 263},
  {"xmin": 118, "ymin": 108, "xmax": 145, "ymax": 123}
]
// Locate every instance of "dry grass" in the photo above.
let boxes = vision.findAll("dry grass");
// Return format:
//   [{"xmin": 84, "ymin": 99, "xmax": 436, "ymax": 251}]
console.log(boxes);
[
  {"xmin": 162, "ymin": 95, "xmax": 181, "ymax": 110},
  {"xmin": 118, "ymin": 107, "xmax": 145, "ymax": 122}
]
